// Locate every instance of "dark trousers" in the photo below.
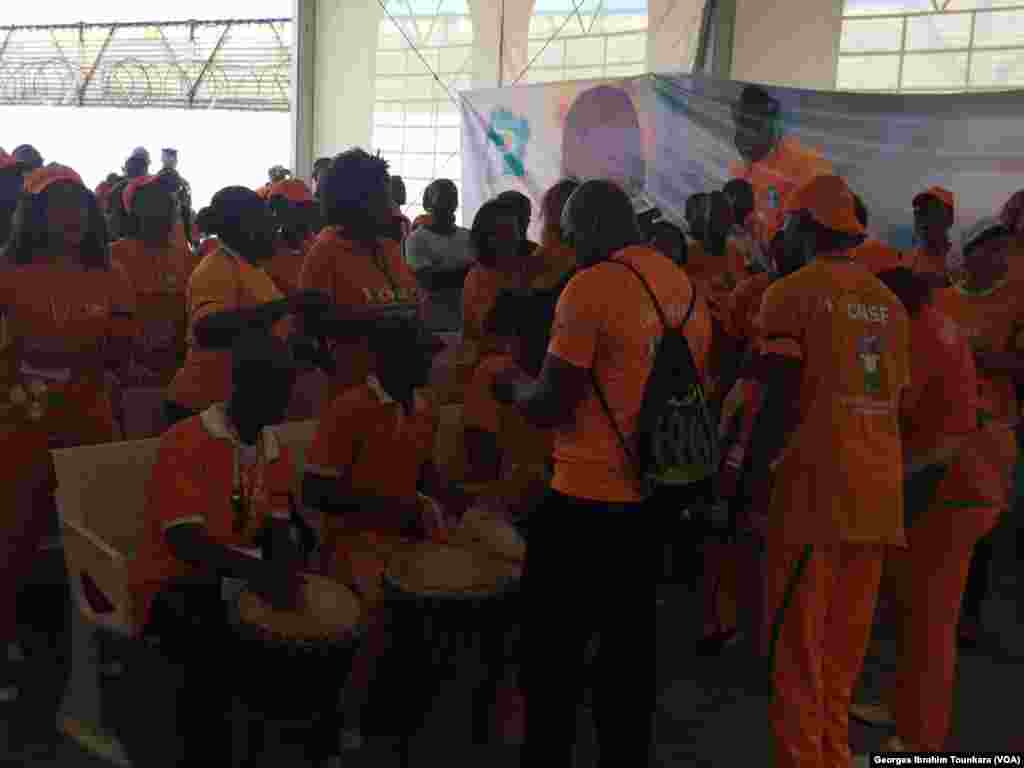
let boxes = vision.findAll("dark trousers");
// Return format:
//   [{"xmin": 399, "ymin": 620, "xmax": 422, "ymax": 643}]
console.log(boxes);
[
  {"xmin": 520, "ymin": 490, "xmax": 658, "ymax": 768},
  {"xmin": 163, "ymin": 401, "xmax": 198, "ymax": 429},
  {"xmin": 963, "ymin": 533, "xmax": 994, "ymax": 621}
]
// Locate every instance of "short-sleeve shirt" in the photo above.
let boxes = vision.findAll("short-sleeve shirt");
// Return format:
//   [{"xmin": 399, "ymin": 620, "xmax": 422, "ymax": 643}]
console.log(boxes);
[
  {"xmin": 461, "ymin": 264, "xmax": 526, "ymax": 360},
  {"xmin": 909, "ymin": 244, "xmax": 955, "ymax": 284},
  {"xmin": 900, "ymin": 306, "xmax": 978, "ymax": 464},
  {"xmin": 265, "ymin": 238, "xmax": 311, "ymax": 297},
  {"xmin": 129, "ymin": 404, "xmax": 296, "ymax": 630},
  {"xmin": 306, "ymin": 376, "xmax": 438, "ymax": 504},
  {"xmin": 547, "ymin": 245, "xmax": 712, "ymax": 503},
  {"xmin": 758, "ymin": 258, "xmax": 910, "ymax": 545},
  {"xmin": 299, "ymin": 228, "xmax": 420, "ymax": 393},
  {"xmin": 730, "ymin": 136, "xmax": 833, "ymax": 243},
  {"xmin": 167, "ymin": 246, "xmax": 287, "ymax": 411},
  {"xmin": 684, "ymin": 239, "xmax": 747, "ymax": 320},
  {"xmin": 852, "ymin": 238, "xmax": 909, "ymax": 276},
  {"xmin": 933, "ymin": 280, "xmax": 1024, "ymax": 423},
  {"xmin": 724, "ymin": 272, "xmax": 773, "ymax": 342},
  {"xmin": 112, "ymin": 237, "xmax": 199, "ymax": 384}
]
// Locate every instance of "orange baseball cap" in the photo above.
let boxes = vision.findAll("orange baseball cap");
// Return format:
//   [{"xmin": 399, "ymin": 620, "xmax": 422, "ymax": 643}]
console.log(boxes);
[
  {"xmin": 122, "ymin": 175, "xmax": 163, "ymax": 213},
  {"xmin": 23, "ymin": 164, "xmax": 84, "ymax": 196},
  {"xmin": 783, "ymin": 174, "xmax": 865, "ymax": 236},
  {"xmin": 266, "ymin": 178, "xmax": 313, "ymax": 205},
  {"xmin": 913, "ymin": 186, "xmax": 954, "ymax": 214}
]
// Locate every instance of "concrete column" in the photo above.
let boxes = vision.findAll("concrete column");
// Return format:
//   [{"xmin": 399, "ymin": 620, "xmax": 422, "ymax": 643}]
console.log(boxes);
[
  {"xmin": 647, "ymin": 0, "xmax": 707, "ymax": 74},
  {"xmin": 469, "ymin": 0, "xmax": 535, "ymax": 89},
  {"xmin": 291, "ymin": 0, "xmax": 316, "ymax": 181}
]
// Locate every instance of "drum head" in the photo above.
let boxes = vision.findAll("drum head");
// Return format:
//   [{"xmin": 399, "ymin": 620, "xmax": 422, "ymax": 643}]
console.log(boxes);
[
  {"xmin": 385, "ymin": 541, "xmax": 521, "ymax": 597},
  {"xmin": 238, "ymin": 574, "xmax": 362, "ymax": 644},
  {"xmin": 450, "ymin": 509, "xmax": 526, "ymax": 563}
]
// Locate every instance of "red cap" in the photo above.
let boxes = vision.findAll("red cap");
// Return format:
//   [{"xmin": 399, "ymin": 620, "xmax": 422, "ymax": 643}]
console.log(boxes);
[
  {"xmin": 913, "ymin": 186, "xmax": 954, "ymax": 215},
  {"xmin": 266, "ymin": 179, "xmax": 313, "ymax": 205},
  {"xmin": 783, "ymin": 175, "xmax": 865, "ymax": 236},
  {"xmin": 23, "ymin": 164, "xmax": 84, "ymax": 196}
]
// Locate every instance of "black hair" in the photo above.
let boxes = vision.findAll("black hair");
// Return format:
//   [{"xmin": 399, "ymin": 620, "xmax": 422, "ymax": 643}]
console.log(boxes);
[
  {"xmin": 737, "ymin": 85, "xmax": 780, "ymax": 116},
  {"xmin": 560, "ymin": 179, "xmax": 641, "ymax": 267},
  {"xmin": 198, "ymin": 186, "xmax": 271, "ymax": 262},
  {"xmin": 685, "ymin": 193, "xmax": 708, "ymax": 237},
  {"xmin": 853, "ymin": 194, "xmax": 868, "ymax": 229},
  {"xmin": 540, "ymin": 179, "xmax": 580, "ymax": 243},
  {"xmin": 704, "ymin": 190, "xmax": 734, "ymax": 257},
  {"xmin": 319, "ymin": 148, "xmax": 390, "ymax": 245},
  {"xmin": 105, "ymin": 173, "xmax": 121, "ymax": 186},
  {"xmin": 368, "ymin": 314, "xmax": 436, "ymax": 407},
  {"xmin": 112, "ymin": 176, "xmax": 177, "ymax": 241},
  {"xmin": 963, "ymin": 225, "xmax": 1011, "ymax": 261},
  {"xmin": 269, "ymin": 195, "xmax": 317, "ymax": 248},
  {"xmin": 495, "ymin": 190, "xmax": 532, "ymax": 240},
  {"xmin": 0, "ymin": 169, "xmax": 25, "ymax": 247},
  {"xmin": 3, "ymin": 182, "xmax": 110, "ymax": 269},
  {"xmin": 123, "ymin": 156, "xmax": 149, "ymax": 179},
  {"xmin": 232, "ymin": 330, "xmax": 296, "ymax": 384},
  {"xmin": 312, "ymin": 157, "xmax": 331, "ymax": 180},
  {"xmin": 471, "ymin": 198, "xmax": 522, "ymax": 269},
  {"xmin": 648, "ymin": 220, "xmax": 688, "ymax": 266},
  {"xmin": 877, "ymin": 268, "xmax": 931, "ymax": 317},
  {"xmin": 424, "ymin": 179, "xmax": 458, "ymax": 236},
  {"xmin": 390, "ymin": 175, "xmax": 407, "ymax": 207},
  {"xmin": 801, "ymin": 213, "xmax": 866, "ymax": 255},
  {"xmin": 723, "ymin": 178, "xmax": 755, "ymax": 224},
  {"xmin": 12, "ymin": 145, "xmax": 43, "ymax": 170}
]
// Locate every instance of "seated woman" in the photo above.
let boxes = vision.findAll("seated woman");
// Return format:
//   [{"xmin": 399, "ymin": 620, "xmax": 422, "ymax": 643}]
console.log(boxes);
[
  {"xmin": 126, "ymin": 333, "xmax": 305, "ymax": 767},
  {"xmin": 302, "ymin": 315, "xmax": 460, "ymax": 749},
  {"xmin": 0, "ymin": 164, "xmax": 135, "ymax": 705},
  {"xmin": 264, "ymin": 178, "xmax": 318, "ymax": 297},
  {"xmin": 403, "ymin": 179, "xmax": 474, "ymax": 333},
  {"xmin": 111, "ymin": 174, "xmax": 200, "ymax": 386}
]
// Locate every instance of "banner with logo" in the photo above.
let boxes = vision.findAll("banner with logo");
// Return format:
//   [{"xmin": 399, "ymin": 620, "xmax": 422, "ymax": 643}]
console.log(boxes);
[{"xmin": 461, "ymin": 73, "xmax": 1024, "ymax": 252}]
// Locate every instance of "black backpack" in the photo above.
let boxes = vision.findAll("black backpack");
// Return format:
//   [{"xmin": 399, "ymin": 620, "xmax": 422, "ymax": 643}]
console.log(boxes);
[{"xmin": 592, "ymin": 260, "xmax": 719, "ymax": 499}]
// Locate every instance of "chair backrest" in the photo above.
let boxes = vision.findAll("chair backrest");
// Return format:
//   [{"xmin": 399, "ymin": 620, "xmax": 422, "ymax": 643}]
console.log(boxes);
[{"xmin": 53, "ymin": 419, "xmax": 320, "ymax": 559}]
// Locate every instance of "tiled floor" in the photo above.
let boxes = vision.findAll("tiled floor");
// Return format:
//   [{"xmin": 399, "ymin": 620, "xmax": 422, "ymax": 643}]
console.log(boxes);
[{"xmin": 2, "ymin": 538, "xmax": 1021, "ymax": 767}]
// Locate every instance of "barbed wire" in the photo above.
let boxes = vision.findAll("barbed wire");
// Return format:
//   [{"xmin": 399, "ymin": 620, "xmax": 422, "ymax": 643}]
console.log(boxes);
[{"xmin": 0, "ymin": 19, "xmax": 292, "ymax": 111}]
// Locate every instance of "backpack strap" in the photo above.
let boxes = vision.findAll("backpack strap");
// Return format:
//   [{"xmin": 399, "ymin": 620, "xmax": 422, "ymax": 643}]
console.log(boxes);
[{"xmin": 587, "ymin": 258, "xmax": 699, "ymax": 494}]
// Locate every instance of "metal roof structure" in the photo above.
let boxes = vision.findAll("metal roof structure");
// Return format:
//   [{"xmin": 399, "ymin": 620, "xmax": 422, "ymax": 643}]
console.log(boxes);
[{"xmin": 0, "ymin": 18, "xmax": 292, "ymax": 111}]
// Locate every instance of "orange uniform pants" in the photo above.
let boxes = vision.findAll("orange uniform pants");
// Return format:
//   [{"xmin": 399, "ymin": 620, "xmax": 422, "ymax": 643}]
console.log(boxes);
[{"xmin": 765, "ymin": 530, "xmax": 884, "ymax": 768}]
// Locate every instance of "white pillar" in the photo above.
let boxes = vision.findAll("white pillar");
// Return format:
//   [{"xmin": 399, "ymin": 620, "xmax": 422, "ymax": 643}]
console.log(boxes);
[
  {"xmin": 469, "ymin": 0, "xmax": 535, "ymax": 89},
  {"xmin": 291, "ymin": 0, "xmax": 316, "ymax": 181},
  {"xmin": 313, "ymin": 0, "xmax": 383, "ymax": 159}
]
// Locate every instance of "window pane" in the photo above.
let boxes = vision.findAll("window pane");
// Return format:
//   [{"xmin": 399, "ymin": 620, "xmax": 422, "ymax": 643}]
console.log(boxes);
[
  {"xmin": 436, "ymin": 126, "xmax": 460, "ymax": 154},
  {"xmin": 564, "ymin": 66, "xmax": 607, "ymax": 80},
  {"xmin": 439, "ymin": 46, "xmax": 470, "ymax": 74},
  {"xmin": 601, "ymin": 13, "xmax": 648, "ymax": 33},
  {"xmin": 376, "ymin": 51, "xmax": 406, "ymax": 76},
  {"xmin": 947, "ymin": 0, "xmax": 1024, "ymax": 9},
  {"xmin": 374, "ymin": 103, "xmax": 404, "ymax": 126},
  {"xmin": 436, "ymin": 102, "xmax": 461, "ymax": 126},
  {"xmin": 970, "ymin": 50, "xmax": 1024, "ymax": 88},
  {"xmin": 523, "ymin": 68, "xmax": 564, "ymax": 83},
  {"xmin": 530, "ymin": 15, "xmax": 566, "ymax": 38},
  {"xmin": 836, "ymin": 54, "xmax": 901, "ymax": 89},
  {"xmin": 375, "ymin": 77, "xmax": 406, "ymax": 100},
  {"xmin": 373, "ymin": 126, "xmax": 405, "ymax": 152},
  {"xmin": 527, "ymin": 40, "xmax": 565, "ymax": 69},
  {"xmin": 843, "ymin": 0, "xmax": 930, "ymax": 15},
  {"xmin": 405, "ymin": 126, "xmax": 437, "ymax": 152},
  {"xmin": 446, "ymin": 17, "xmax": 474, "ymax": 45},
  {"xmin": 974, "ymin": 10, "xmax": 1024, "ymax": 48},
  {"xmin": 378, "ymin": 21, "xmax": 405, "ymax": 50},
  {"xmin": 900, "ymin": 52, "xmax": 968, "ymax": 88},
  {"xmin": 840, "ymin": 18, "xmax": 904, "ymax": 53},
  {"xmin": 905, "ymin": 13, "xmax": 971, "ymax": 50},
  {"xmin": 565, "ymin": 37, "xmax": 606, "ymax": 67},
  {"xmin": 404, "ymin": 107, "xmax": 436, "ymax": 127},
  {"xmin": 606, "ymin": 63, "xmax": 646, "ymax": 78},
  {"xmin": 403, "ymin": 153, "xmax": 437, "ymax": 179},
  {"xmin": 606, "ymin": 33, "xmax": 647, "ymax": 64},
  {"xmin": 407, "ymin": 50, "xmax": 440, "ymax": 76}
]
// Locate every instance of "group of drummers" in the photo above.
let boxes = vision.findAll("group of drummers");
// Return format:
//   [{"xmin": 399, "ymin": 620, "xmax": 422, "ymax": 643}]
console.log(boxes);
[{"xmin": 0, "ymin": 130, "xmax": 1020, "ymax": 768}]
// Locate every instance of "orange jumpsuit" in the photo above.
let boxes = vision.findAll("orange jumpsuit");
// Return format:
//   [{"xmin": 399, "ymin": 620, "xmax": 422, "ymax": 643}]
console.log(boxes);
[
  {"xmin": 758, "ymin": 259, "xmax": 910, "ymax": 768},
  {"xmin": 883, "ymin": 307, "xmax": 1010, "ymax": 750}
]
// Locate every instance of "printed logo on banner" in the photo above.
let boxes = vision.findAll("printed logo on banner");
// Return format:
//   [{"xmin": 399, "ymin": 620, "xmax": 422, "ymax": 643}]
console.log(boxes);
[{"xmin": 487, "ymin": 108, "xmax": 530, "ymax": 178}]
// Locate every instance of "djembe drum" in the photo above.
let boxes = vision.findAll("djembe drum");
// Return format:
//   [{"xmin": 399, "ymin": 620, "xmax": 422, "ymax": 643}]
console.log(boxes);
[
  {"xmin": 232, "ymin": 574, "xmax": 363, "ymax": 763},
  {"xmin": 369, "ymin": 541, "xmax": 522, "ymax": 764}
]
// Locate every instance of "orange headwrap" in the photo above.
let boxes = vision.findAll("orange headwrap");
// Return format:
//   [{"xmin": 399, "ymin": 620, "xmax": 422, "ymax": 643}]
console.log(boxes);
[
  {"xmin": 122, "ymin": 175, "xmax": 163, "ymax": 214},
  {"xmin": 912, "ymin": 186, "xmax": 955, "ymax": 215},
  {"xmin": 784, "ymin": 174, "xmax": 865, "ymax": 236},
  {"xmin": 266, "ymin": 178, "xmax": 313, "ymax": 205},
  {"xmin": 23, "ymin": 164, "xmax": 84, "ymax": 196}
]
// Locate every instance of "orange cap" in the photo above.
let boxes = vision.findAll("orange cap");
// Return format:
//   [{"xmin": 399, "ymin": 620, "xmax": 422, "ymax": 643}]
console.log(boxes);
[
  {"xmin": 913, "ymin": 186, "xmax": 954, "ymax": 214},
  {"xmin": 266, "ymin": 178, "xmax": 313, "ymax": 205},
  {"xmin": 122, "ymin": 175, "xmax": 163, "ymax": 214},
  {"xmin": 783, "ymin": 174, "xmax": 865, "ymax": 236},
  {"xmin": 23, "ymin": 164, "xmax": 83, "ymax": 196}
]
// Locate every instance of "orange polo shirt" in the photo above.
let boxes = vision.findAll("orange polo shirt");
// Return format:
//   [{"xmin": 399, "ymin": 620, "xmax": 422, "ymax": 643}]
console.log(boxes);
[
  {"xmin": 724, "ymin": 272, "xmax": 773, "ymax": 343},
  {"xmin": 933, "ymin": 280, "xmax": 1024, "ymax": 423},
  {"xmin": 758, "ymin": 258, "xmax": 910, "ymax": 546},
  {"xmin": 853, "ymin": 238, "xmax": 908, "ymax": 276},
  {"xmin": 528, "ymin": 241, "xmax": 576, "ymax": 292},
  {"xmin": 112, "ymin": 237, "xmax": 200, "ymax": 384},
  {"xmin": 730, "ymin": 136, "xmax": 833, "ymax": 244},
  {"xmin": 129, "ymin": 404, "xmax": 296, "ymax": 630},
  {"xmin": 299, "ymin": 227, "xmax": 420, "ymax": 394},
  {"xmin": 547, "ymin": 245, "xmax": 712, "ymax": 503},
  {"xmin": 900, "ymin": 306, "xmax": 978, "ymax": 465},
  {"xmin": 167, "ymin": 246, "xmax": 288, "ymax": 412},
  {"xmin": 684, "ymin": 238, "xmax": 747, "ymax": 319},
  {"xmin": 461, "ymin": 264, "xmax": 527, "ymax": 360},
  {"xmin": 909, "ymin": 244, "xmax": 952, "ymax": 283},
  {"xmin": 265, "ymin": 238, "xmax": 310, "ymax": 297},
  {"xmin": 0, "ymin": 262, "xmax": 136, "ymax": 447}
]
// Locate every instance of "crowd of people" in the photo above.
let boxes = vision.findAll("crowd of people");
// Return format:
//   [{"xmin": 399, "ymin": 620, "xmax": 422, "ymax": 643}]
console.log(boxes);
[{"xmin": 0, "ymin": 79, "xmax": 1020, "ymax": 768}]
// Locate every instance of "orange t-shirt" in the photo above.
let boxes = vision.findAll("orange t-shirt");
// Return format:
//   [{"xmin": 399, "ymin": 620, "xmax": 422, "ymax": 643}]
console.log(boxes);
[
  {"xmin": 547, "ymin": 245, "xmax": 712, "ymax": 503},
  {"xmin": 932, "ymin": 280, "xmax": 1024, "ymax": 423},
  {"xmin": 528, "ymin": 241, "xmax": 577, "ymax": 292},
  {"xmin": 853, "ymin": 238, "xmax": 908, "ymax": 276},
  {"xmin": 724, "ymin": 272, "xmax": 773, "ymax": 342},
  {"xmin": 730, "ymin": 136, "xmax": 833, "ymax": 243},
  {"xmin": 167, "ymin": 247, "xmax": 288, "ymax": 412},
  {"xmin": 299, "ymin": 228, "xmax": 420, "ymax": 394},
  {"xmin": 129, "ymin": 404, "xmax": 296, "ymax": 630},
  {"xmin": 900, "ymin": 306, "xmax": 978, "ymax": 464},
  {"xmin": 306, "ymin": 377, "xmax": 437, "ymax": 503},
  {"xmin": 909, "ymin": 244, "xmax": 951, "ymax": 282},
  {"xmin": 461, "ymin": 264, "xmax": 527, "ymax": 360},
  {"xmin": 111, "ymin": 237, "xmax": 199, "ymax": 384},
  {"xmin": 758, "ymin": 258, "xmax": 910, "ymax": 546},
  {"xmin": 265, "ymin": 239, "xmax": 310, "ymax": 297},
  {"xmin": 0, "ymin": 262, "xmax": 136, "ymax": 447},
  {"xmin": 685, "ymin": 238, "xmax": 747, "ymax": 321}
]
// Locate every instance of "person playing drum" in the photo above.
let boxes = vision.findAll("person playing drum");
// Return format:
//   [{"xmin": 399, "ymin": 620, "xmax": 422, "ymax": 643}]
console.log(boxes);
[
  {"xmin": 128, "ymin": 332, "xmax": 306, "ymax": 767},
  {"xmin": 303, "ymin": 314, "xmax": 461, "ymax": 751}
]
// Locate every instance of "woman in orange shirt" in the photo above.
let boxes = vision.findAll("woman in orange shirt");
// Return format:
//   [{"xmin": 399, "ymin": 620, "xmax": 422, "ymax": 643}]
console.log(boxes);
[
  {"xmin": 264, "ymin": 178, "xmax": 317, "ymax": 296},
  {"xmin": 111, "ymin": 175, "xmax": 199, "ymax": 386},
  {"xmin": 166, "ymin": 187, "xmax": 291, "ymax": 426},
  {"xmin": 0, "ymin": 165, "xmax": 135, "ymax": 704},
  {"xmin": 299, "ymin": 149, "xmax": 421, "ymax": 397},
  {"xmin": 527, "ymin": 179, "xmax": 579, "ymax": 290}
]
